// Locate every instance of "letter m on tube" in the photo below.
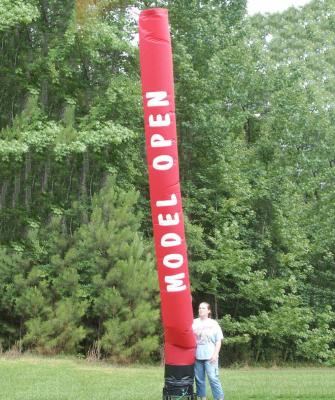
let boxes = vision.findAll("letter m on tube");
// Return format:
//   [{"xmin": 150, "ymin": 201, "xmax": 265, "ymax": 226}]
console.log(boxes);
[{"xmin": 165, "ymin": 273, "xmax": 186, "ymax": 292}]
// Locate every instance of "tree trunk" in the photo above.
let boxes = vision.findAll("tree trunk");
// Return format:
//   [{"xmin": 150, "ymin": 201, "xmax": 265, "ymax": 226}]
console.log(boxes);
[
  {"xmin": 80, "ymin": 152, "xmax": 89, "ymax": 223},
  {"xmin": 213, "ymin": 294, "xmax": 218, "ymax": 319},
  {"xmin": 40, "ymin": 0, "xmax": 49, "ymax": 109},
  {"xmin": 66, "ymin": 160, "xmax": 74, "ymax": 203},
  {"xmin": 0, "ymin": 180, "xmax": 8, "ymax": 209},
  {"xmin": 42, "ymin": 156, "xmax": 51, "ymax": 192},
  {"xmin": 25, "ymin": 152, "xmax": 32, "ymax": 210},
  {"xmin": 12, "ymin": 172, "xmax": 21, "ymax": 207}
]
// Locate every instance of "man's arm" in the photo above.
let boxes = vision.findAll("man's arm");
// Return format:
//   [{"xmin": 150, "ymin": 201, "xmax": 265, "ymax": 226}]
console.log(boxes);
[{"xmin": 210, "ymin": 339, "xmax": 222, "ymax": 363}]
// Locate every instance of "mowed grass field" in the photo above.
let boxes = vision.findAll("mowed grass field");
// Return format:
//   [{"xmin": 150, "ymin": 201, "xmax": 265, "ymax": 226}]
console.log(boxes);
[{"xmin": 0, "ymin": 355, "xmax": 335, "ymax": 400}]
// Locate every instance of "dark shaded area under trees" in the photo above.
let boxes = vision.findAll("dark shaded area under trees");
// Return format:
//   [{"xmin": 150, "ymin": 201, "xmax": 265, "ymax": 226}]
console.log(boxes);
[{"xmin": 0, "ymin": 0, "xmax": 334, "ymax": 365}]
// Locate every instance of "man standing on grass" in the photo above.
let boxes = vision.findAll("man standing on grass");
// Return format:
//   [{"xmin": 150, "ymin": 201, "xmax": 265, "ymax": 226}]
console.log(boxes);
[{"xmin": 192, "ymin": 302, "xmax": 225, "ymax": 400}]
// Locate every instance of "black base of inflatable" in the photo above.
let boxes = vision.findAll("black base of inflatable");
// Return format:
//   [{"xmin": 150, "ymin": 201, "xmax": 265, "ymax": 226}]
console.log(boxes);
[{"xmin": 163, "ymin": 364, "xmax": 195, "ymax": 399}]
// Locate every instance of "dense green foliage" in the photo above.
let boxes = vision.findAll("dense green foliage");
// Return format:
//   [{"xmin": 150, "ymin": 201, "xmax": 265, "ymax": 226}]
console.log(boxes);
[{"xmin": 0, "ymin": 0, "xmax": 334, "ymax": 364}]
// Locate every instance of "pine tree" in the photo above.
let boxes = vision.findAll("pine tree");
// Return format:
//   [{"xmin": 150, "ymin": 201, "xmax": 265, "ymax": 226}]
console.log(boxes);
[{"xmin": 63, "ymin": 176, "xmax": 160, "ymax": 362}]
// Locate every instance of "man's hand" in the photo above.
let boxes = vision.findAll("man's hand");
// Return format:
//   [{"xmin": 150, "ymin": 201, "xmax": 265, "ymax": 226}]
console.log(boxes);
[
  {"xmin": 210, "ymin": 353, "xmax": 218, "ymax": 363},
  {"xmin": 210, "ymin": 339, "xmax": 222, "ymax": 363}
]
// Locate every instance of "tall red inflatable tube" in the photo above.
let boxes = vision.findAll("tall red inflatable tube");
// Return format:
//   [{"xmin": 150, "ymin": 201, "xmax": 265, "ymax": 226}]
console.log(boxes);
[{"xmin": 139, "ymin": 8, "xmax": 196, "ymax": 399}]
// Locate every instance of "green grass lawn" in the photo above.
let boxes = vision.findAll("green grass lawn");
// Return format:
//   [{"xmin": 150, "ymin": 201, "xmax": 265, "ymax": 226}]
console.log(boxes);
[{"xmin": 0, "ymin": 355, "xmax": 334, "ymax": 400}]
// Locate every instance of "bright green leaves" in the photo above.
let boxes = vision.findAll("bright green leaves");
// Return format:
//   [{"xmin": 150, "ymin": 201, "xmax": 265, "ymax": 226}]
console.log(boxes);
[{"xmin": 0, "ymin": 0, "xmax": 39, "ymax": 31}]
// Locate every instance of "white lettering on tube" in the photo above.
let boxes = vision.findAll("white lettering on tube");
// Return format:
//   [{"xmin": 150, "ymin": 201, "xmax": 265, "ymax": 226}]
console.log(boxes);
[
  {"xmin": 165, "ymin": 273, "xmax": 186, "ymax": 292},
  {"xmin": 149, "ymin": 113, "xmax": 171, "ymax": 127},
  {"xmin": 151, "ymin": 134, "xmax": 172, "ymax": 148},
  {"xmin": 161, "ymin": 233, "xmax": 181, "ymax": 248},
  {"xmin": 156, "ymin": 194, "xmax": 177, "ymax": 208},
  {"xmin": 153, "ymin": 155, "xmax": 173, "ymax": 171},
  {"xmin": 163, "ymin": 254, "xmax": 184, "ymax": 269},
  {"xmin": 158, "ymin": 213, "xmax": 180, "ymax": 226},
  {"xmin": 146, "ymin": 91, "xmax": 169, "ymax": 107}
]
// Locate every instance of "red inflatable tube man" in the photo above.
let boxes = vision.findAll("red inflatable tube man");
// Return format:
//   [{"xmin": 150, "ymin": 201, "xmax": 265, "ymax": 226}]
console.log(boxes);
[{"xmin": 139, "ymin": 8, "xmax": 196, "ymax": 399}]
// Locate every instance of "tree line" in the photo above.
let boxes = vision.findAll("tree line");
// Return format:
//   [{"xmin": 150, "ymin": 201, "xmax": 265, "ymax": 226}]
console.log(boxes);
[{"xmin": 0, "ymin": 0, "xmax": 334, "ymax": 365}]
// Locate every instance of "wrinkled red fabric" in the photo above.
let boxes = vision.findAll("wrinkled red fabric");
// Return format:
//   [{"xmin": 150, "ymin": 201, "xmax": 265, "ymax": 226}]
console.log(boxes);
[{"xmin": 139, "ymin": 8, "xmax": 196, "ymax": 365}]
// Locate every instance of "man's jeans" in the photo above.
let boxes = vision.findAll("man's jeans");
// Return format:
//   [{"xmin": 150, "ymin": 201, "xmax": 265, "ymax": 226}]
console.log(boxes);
[{"xmin": 195, "ymin": 359, "xmax": 224, "ymax": 400}]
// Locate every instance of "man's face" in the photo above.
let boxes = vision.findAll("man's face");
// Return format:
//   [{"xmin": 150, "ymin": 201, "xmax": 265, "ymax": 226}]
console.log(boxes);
[{"xmin": 198, "ymin": 303, "xmax": 210, "ymax": 318}]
